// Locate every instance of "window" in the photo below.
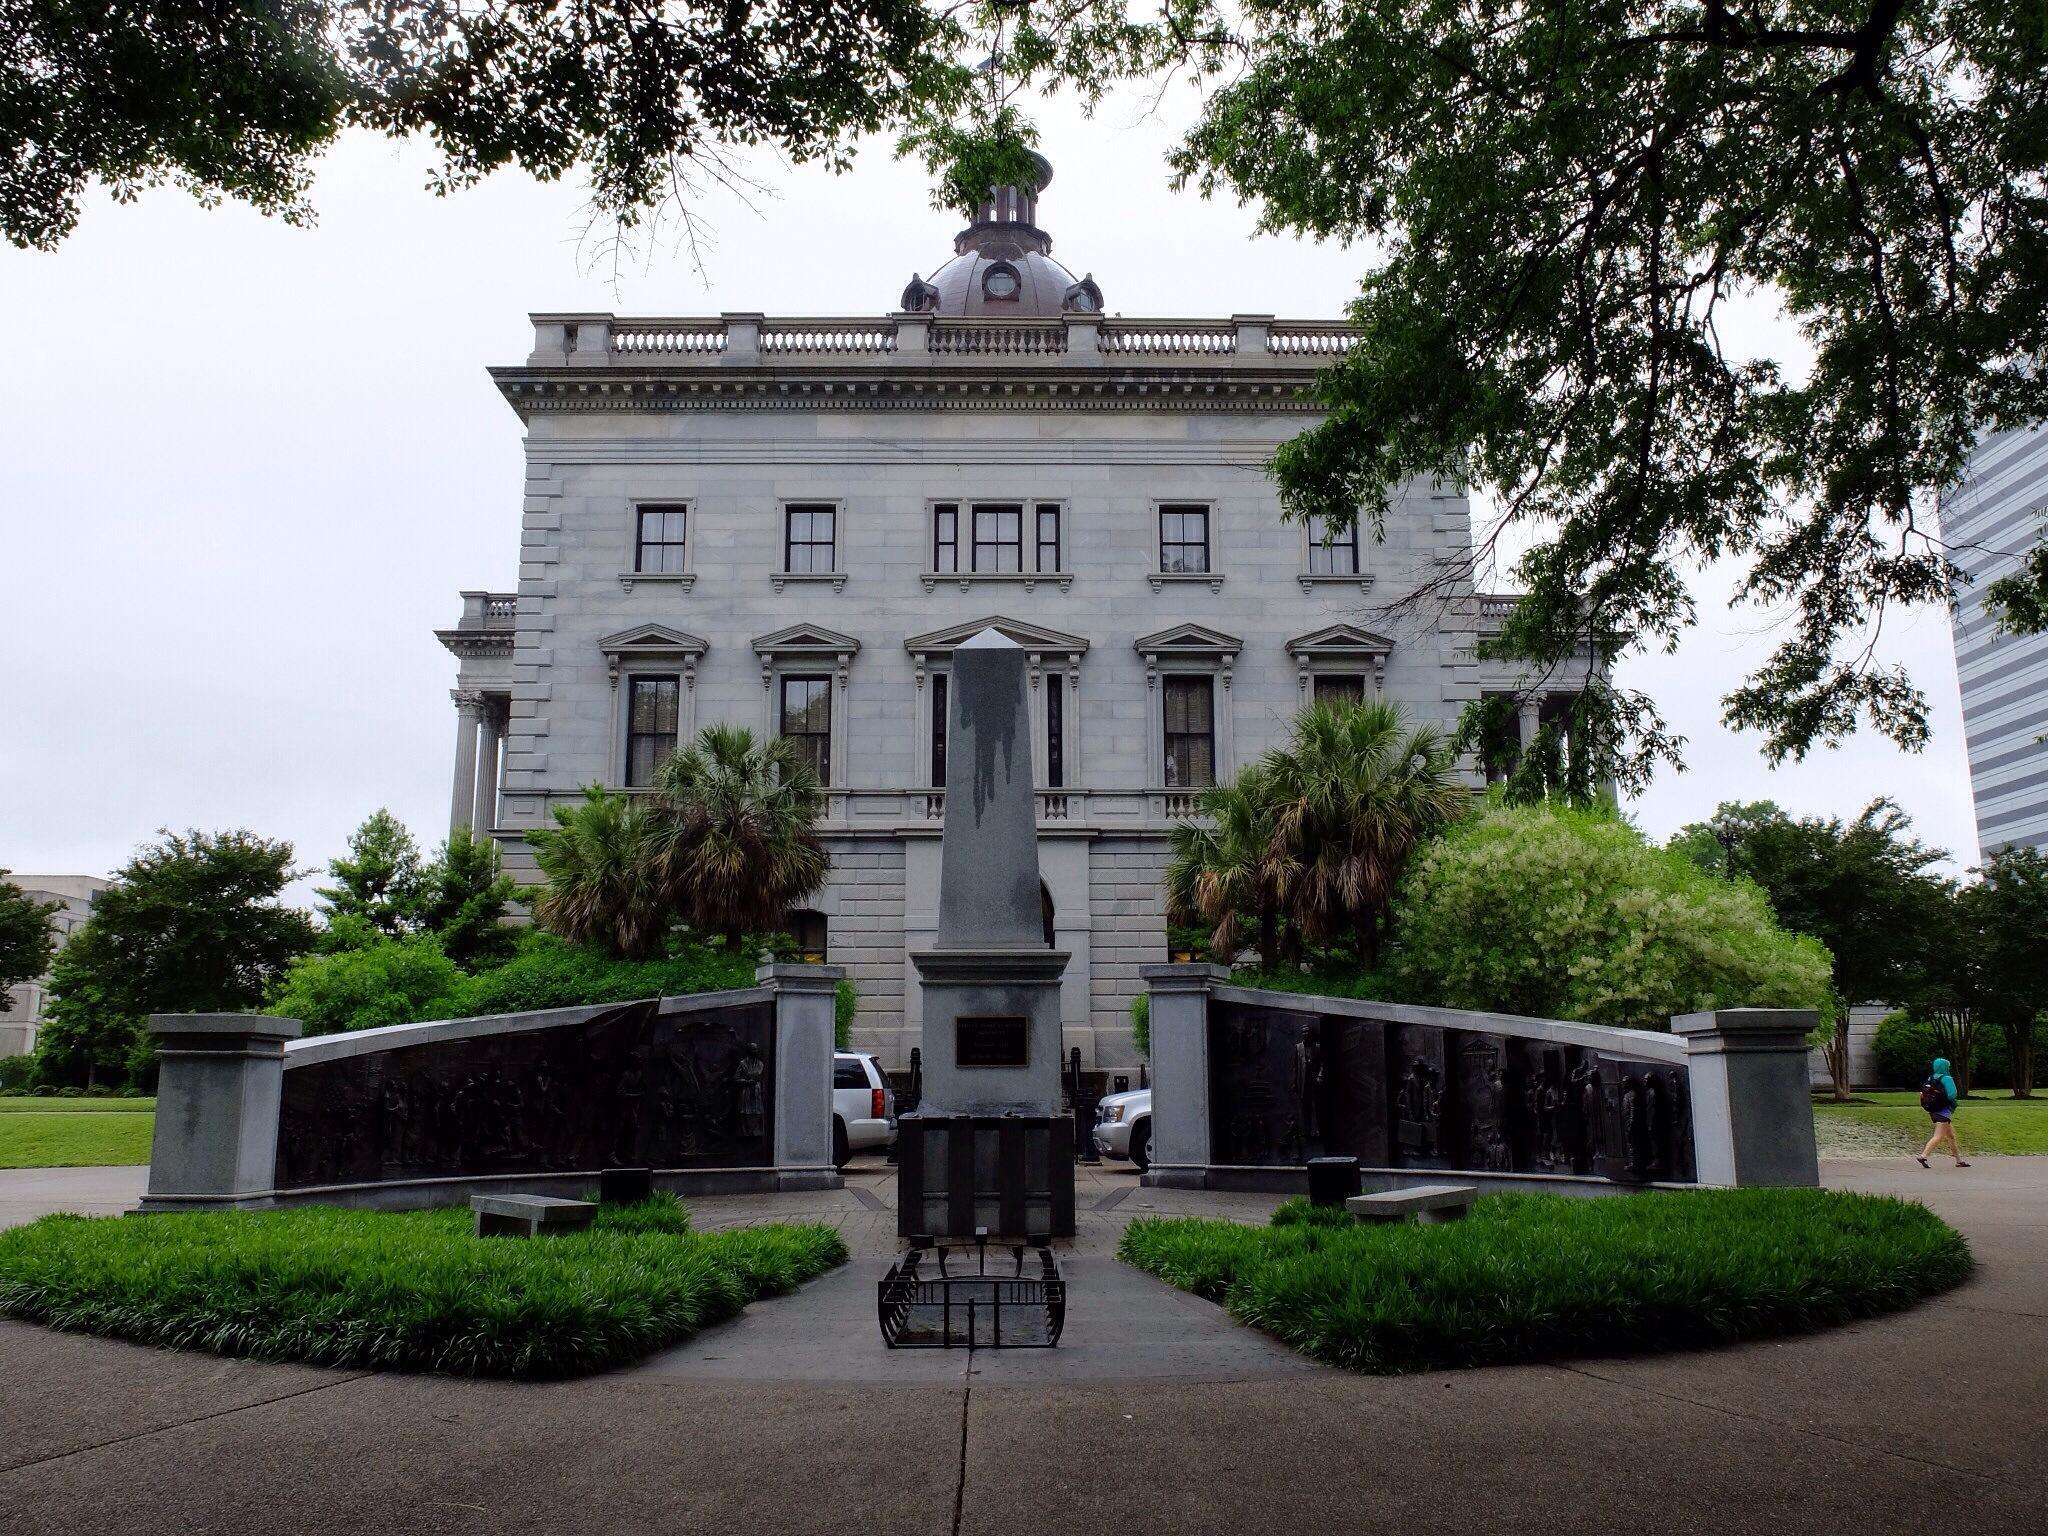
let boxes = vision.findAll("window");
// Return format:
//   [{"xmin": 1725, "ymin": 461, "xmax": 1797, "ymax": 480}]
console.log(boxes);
[
  {"xmin": 1163, "ymin": 676, "xmax": 1215, "ymax": 788},
  {"xmin": 635, "ymin": 505, "xmax": 688, "ymax": 574},
  {"xmin": 972, "ymin": 504, "xmax": 1023, "ymax": 572},
  {"xmin": 983, "ymin": 262, "xmax": 1021, "ymax": 300},
  {"xmin": 1306, "ymin": 514, "xmax": 1359, "ymax": 575},
  {"xmin": 780, "ymin": 674, "xmax": 832, "ymax": 785},
  {"xmin": 1313, "ymin": 675, "xmax": 1367, "ymax": 710},
  {"xmin": 1046, "ymin": 678, "xmax": 1065, "ymax": 788},
  {"xmin": 783, "ymin": 504, "xmax": 837, "ymax": 574},
  {"xmin": 625, "ymin": 676, "xmax": 680, "ymax": 787},
  {"xmin": 931, "ymin": 501, "xmax": 1063, "ymax": 577},
  {"xmin": 1159, "ymin": 505, "xmax": 1211, "ymax": 574},
  {"xmin": 787, "ymin": 910, "xmax": 828, "ymax": 965},
  {"xmin": 833, "ymin": 1056, "xmax": 867, "ymax": 1089},
  {"xmin": 1036, "ymin": 504, "xmax": 1061, "ymax": 572},
  {"xmin": 931, "ymin": 671, "xmax": 949, "ymax": 786}
]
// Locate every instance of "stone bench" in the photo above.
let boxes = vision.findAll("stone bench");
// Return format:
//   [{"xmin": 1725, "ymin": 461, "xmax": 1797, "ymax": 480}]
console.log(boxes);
[
  {"xmin": 472, "ymin": 1194, "xmax": 597, "ymax": 1239},
  {"xmin": 1345, "ymin": 1184, "xmax": 1477, "ymax": 1225}
]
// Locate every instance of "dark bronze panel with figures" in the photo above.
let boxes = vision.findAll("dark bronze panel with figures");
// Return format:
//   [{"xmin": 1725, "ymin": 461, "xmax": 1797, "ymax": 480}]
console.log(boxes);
[
  {"xmin": 1207, "ymin": 997, "xmax": 1695, "ymax": 1184},
  {"xmin": 274, "ymin": 999, "xmax": 776, "ymax": 1189}
]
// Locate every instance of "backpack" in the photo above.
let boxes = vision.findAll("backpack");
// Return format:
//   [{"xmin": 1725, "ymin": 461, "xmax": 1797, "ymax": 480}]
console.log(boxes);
[{"xmin": 1920, "ymin": 1075, "xmax": 1949, "ymax": 1111}]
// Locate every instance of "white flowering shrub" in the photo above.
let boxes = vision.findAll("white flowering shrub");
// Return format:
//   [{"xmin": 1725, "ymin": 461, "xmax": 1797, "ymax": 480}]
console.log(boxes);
[{"xmin": 1389, "ymin": 803, "xmax": 1832, "ymax": 1030}]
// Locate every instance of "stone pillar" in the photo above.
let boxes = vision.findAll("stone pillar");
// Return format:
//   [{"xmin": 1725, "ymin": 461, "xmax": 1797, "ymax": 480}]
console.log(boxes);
[
  {"xmin": 140, "ymin": 1014, "xmax": 302, "ymax": 1211},
  {"xmin": 1671, "ymin": 1008, "xmax": 1821, "ymax": 1187},
  {"xmin": 1517, "ymin": 695, "xmax": 1543, "ymax": 752},
  {"xmin": 449, "ymin": 690, "xmax": 481, "ymax": 833},
  {"xmin": 759, "ymin": 961, "xmax": 843, "ymax": 1190},
  {"xmin": 1138, "ymin": 963, "xmax": 1229, "ymax": 1188},
  {"xmin": 472, "ymin": 700, "xmax": 501, "ymax": 834}
]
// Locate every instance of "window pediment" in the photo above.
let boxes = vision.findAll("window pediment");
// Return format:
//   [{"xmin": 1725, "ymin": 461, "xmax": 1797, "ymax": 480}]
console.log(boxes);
[
  {"xmin": 598, "ymin": 624, "xmax": 708, "ymax": 688},
  {"xmin": 1133, "ymin": 622, "xmax": 1243, "ymax": 658},
  {"xmin": 751, "ymin": 623, "xmax": 861, "ymax": 658},
  {"xmin": 1285, "ymin": 622, "xmax": 1395, "ymax": 661},
  {"xmin": 904, "ymin": 615, "xmax": 1089, "ymax": 658}
]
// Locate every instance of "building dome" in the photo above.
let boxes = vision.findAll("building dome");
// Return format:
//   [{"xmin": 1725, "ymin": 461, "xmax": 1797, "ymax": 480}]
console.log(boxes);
[{"xmin": 899, "ymin": 155, "xmax": 1105, "ymax": 319}]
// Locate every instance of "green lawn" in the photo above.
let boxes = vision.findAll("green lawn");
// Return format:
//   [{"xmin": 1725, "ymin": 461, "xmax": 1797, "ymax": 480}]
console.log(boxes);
[
  {"xmin": 1121, "ymin": 1188, "xmax": 1970, "ymax": 1374},
  {"xmin": 0, "ymin": 1196, "xmax": 846, "ymax": 1377},
  {"xmin": 1814, "ymin": 1090, "xmax": 2048, "ymax": 1156},
  {"xmin": 0, "ymin": 1097, "xmax": 155, "ymax": 1113},
  {"xmin": 0, "ymin": 1108, "xmax": 154, "ymax": 1168}
]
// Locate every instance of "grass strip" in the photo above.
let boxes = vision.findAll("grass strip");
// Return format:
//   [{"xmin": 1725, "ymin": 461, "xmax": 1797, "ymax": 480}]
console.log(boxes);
[
  {"xmin": 1813, "ymin": 1092, "xmax": 2048, "ymax": 1155},
  {"xmin": 1120, "ymin": 1188, "xmax": 1970, "ymax": 1374},
  {"xmin": 0, "ymin": 1195, "xmax": 846, "ymax": 1378},
  {"xmin": 0, "ymin": 1113, "xmax": 155, "ymax": 1168},
  {"xmin": 0, "ymin": 1098, "xmax": 157, "ymax": 1113}
]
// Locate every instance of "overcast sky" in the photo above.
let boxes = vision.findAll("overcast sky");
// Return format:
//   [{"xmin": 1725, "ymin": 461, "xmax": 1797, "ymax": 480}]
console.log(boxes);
[{"xmin": 0, "ymin": 91, "xmax": 1979, "ymax": 901}]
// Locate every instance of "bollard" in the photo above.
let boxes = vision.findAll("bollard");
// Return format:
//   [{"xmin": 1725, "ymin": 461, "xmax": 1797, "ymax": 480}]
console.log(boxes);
[{"xmin": 1307, "ymin": 1156, "xmax": 1362, "ymax": 1208}]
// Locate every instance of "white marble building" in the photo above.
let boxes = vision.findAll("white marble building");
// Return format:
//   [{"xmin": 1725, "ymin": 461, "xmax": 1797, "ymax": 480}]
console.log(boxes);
[
  {"xmin": 440, "ymin": 162, "xmax": 1584, "ymax": 1067},
  {"xmin": 1, "ymin": 875, "xmax": 108, "ymax": 1059}
]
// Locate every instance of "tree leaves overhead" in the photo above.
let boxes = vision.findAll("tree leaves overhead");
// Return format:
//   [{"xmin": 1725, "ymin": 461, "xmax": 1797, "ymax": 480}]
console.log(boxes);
[
  {"xmin": 2, "ymin": 0, "xmax": 963, "ymax": 250},
  {"xmin": 1169, "ymin": 0, "xmax": 2048, "ymax": 775}
]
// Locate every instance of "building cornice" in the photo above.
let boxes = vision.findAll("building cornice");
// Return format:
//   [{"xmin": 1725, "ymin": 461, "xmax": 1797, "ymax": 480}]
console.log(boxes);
[
  {"xmin": 492, "ymin": 369, "xmax": 1330, "ymax": 418},
  {"xmin": 493, "ymin": 311, "xmax": 1357, "ymax": 419}
]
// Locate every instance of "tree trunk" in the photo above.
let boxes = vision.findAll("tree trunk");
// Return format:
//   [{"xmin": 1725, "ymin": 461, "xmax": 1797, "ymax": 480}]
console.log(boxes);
[
  {"xmin": 1821, "ymin": 1018, "xmax": 1852, "ymax": 1103},
  {"xmin": 1358, "ymin": 915, "xmax": 1379, "ymax": 971},
  {"xmin": 1258, "ymin": 904, "xmax": 1278, "ymax": 973},
  {"xmin": 2007, "ymin": 1021, "xmax": 2036, "ymax": 1100}
]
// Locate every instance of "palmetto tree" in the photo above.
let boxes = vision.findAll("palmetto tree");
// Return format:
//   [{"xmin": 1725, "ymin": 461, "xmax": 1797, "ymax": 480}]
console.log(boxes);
[
  {"xmin": 1166, "ymin": 766, "xmax": 1288, "ymax": 970},
  {"xmin": 1262, "ymin": 700, "xmax": 1467, "ymax": 968},
  {"xmin": 527, "ymin": 787, "xmax": 671, "ymax": 960},
  {"xmin": 653, "ymin": 724, "xmax": 829, "ymax": 948}
]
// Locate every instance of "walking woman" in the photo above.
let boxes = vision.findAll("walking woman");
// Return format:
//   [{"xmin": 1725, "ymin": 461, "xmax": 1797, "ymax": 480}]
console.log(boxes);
[{"xmin": 1917, "ymin": 1056, "xmax": 1971, "ymax": 1169}]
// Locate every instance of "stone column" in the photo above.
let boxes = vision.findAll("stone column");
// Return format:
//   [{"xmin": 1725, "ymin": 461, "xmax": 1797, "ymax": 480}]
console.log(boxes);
[
  {"xmin": 1138, "ymin": 963, "xmax": 1230, "ymax": 1188},
  {"xmin": 449, "ymin": 689, "xmax": 481, "ymax": 833},
  {"xmin": 1517, "ymin": 695, "xmax": 1543, "ymax": 753},
  {"xmin": 472, "ymin": 699, "xmax": 501, "ymax": 834},
  {"xmin": 140, "ymin": 1014, "xmax": 302, "ymax": 1211},
  {"xmin": 759, "ymin": 961, "xmax": 844, "ymax": 1190},
  {"xmin": 1671, "ymin": 1008, "xmax": 1821, "ymax": 1187}
]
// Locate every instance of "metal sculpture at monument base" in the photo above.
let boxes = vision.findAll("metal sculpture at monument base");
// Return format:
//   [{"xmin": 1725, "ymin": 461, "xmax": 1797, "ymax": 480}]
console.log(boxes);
[{"xmin": 878, "ymin": 1237, "xmax": 1067, "ymax": 1349}]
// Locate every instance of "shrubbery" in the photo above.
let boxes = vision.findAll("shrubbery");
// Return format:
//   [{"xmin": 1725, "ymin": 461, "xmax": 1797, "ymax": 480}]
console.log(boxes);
[
  {"xmin": 0, "ymin": 1201, "xmax": 846, "ymax": 1377},
  {"xmin": 1874, "ymin": 1009, "xmax": 2047, "ymax": 1092},
  {"xmin": 268, "ymin": 927, "xmax": 864, "ymax": 1041},
  {"xmin": 1122, "ymin": 1188, "xmax": 1971, "ymax": 1374},
  {"xmin": 1388, "ymin": 802, "xmax": 1832, "ymax": 1029},
  {"xmin": 268, "ymin": 935, "xmax": 466, "ymax": 1036}
]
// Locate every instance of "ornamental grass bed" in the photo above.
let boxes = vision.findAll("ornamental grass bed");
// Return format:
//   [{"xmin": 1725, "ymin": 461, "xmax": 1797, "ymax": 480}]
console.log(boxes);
[
  {"xmin": 1119, "ymin": 1187, "xmax": 1970, "ymax": 1374},
  {"xmin": 0, "ymin": 1195, "xmax": 844, "ymax": 1378}
]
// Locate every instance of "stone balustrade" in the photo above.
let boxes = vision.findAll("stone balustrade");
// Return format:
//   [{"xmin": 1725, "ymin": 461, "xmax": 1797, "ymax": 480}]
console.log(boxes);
[{"xmin": 523, "ymin": 311, "xmax": 1359, "ymax": 370}]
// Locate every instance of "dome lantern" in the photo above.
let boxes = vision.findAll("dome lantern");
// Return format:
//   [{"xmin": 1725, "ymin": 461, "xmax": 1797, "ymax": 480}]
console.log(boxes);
[{"xmin": 899, "ymin": 155, "xmax": 1105, "ymax": 319}]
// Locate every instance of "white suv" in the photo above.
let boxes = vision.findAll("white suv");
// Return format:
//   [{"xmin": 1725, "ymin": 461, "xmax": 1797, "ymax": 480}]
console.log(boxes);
[
  {"xmin": 1092, "ymin": 1088, "xmax": 1152, "ymax": 1171},
  {"xmin": 832, "ymin": 1052, "xmax": 896, "ymax": 1168}
]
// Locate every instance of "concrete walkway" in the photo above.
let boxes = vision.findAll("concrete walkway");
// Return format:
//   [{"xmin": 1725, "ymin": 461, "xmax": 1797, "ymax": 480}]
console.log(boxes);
[{"xmin": 1, "ymin": 1157, "xmax": 2042, "ymax": 1534}]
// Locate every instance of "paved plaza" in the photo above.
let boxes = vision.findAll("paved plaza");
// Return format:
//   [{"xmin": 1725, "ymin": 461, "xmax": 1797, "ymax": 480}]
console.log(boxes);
[{"xmin": 1, "ymin": 1157, "xmax": 2043, "ymax": 1534}]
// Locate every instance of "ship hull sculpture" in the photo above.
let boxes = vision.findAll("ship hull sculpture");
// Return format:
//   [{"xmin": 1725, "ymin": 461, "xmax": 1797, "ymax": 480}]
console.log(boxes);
[{"xmin": 879, "ymin": 629, "xmax": 1073, "ymax": 1348}]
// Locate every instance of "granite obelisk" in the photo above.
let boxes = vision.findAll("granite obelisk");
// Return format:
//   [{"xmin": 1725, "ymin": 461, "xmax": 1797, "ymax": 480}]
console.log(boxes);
[{"xmin": 913, "ymin": 628, "xmax": 1069, "ymax": 1115}]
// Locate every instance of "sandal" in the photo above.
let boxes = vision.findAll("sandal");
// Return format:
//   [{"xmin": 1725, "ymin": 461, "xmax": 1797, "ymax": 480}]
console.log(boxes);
[
  {"xmin": 1956, "ymin": 1161, "xmax": 1971, "ymax": 1168},
  {"xmin": 1916, "ymin": 1156, "xmax": 1929, "ymax": 1168}
]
